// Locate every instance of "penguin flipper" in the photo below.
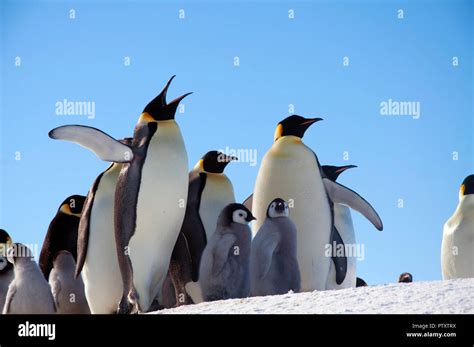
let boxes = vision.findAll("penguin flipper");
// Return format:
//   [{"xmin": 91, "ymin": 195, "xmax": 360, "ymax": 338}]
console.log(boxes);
[
  {"xmin": 212, "ymin": 233, "xmax": 237, "ymax": 275},
  {"xmin": 242, "ymin": 194, "xmax": 253, "ymax": 210},
  {"xmin": 3, "ymin": 281, "xmax": 16, "ymax": 314},
  {"xmin": 323, "ymin": 178, "xmax": 383, "ymax": 231},
  {"xmin": 330, "ymin": 226, "xmax": 347, "ymax": 285},
  {"xmin": 180, "ymin": 172, "xmax": 208, "ymax": 281},
  {"xmin": 50, "ymin": 275, "xmax": 61, "ymax": 309},
  {"xmin": 75, "ymin": 174, "xmax": 102, "ymax": 278},
  {"xmin": 256, "ymin": 231, "xmax": 280, "ymax": 279},
  {"xmin": 49, "ymin": 125, "xmax": 133, "ymax": 163}
]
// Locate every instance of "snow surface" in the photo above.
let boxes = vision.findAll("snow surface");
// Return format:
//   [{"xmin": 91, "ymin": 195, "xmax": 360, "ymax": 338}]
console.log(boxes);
[{"xmin": 154, "ymin": 279, "xmax": 474, "ymax": 314}]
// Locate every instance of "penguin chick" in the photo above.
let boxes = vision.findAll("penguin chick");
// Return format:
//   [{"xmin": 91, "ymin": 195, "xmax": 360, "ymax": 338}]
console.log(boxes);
[
  {"xmin": 398, "ymin": 272, "xmax": 413, "ymax": 283},
  {"xmin": 3, "ymin": 243, "xmax": 56, "ymax": 314},
  {"xmin": 49, "ymin": 251, "xmax": 90, "ymax": 314},
  {"xmin": 0, "ymin": 229, "xmax": 14, "ymax": 312},
  {"xmin": 199, "ymin": 203, "xmax": 254, "ymax": 301},
  {"xmin": 250, "ymin": 198, "xmax": 300, "ymax": 296}
]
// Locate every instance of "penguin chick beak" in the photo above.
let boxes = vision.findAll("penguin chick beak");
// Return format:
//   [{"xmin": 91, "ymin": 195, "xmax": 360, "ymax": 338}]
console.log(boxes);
[
  {"xmin": 246, "ymin": 214, "xmax": 256, "ymax": 222},
  {"xmin": 275, "ymin": 203, "xmax": 285, "ymax": 213}
]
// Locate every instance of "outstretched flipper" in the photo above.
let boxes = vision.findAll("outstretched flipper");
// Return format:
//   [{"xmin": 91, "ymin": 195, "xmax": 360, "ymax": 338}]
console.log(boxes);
[
  {"xmin": 242, "ymin": 194, "xmax": 253, "ymax": 211},
  {"xmin": 49, "ymin": 125, "xmax": 133, "ymax": 163},
  {"xmin": 323, "ymin": 178, "xmax": 383, "ymax": 231},
  {"xmin": 330, "ymin": 226, "xmax": 347, "ymax": 285}
]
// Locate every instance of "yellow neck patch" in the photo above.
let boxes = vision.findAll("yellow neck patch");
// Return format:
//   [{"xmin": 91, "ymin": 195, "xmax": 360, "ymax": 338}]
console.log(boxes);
[
  {"xmin": 274, "ymin": 124, "xmax": 283, "ymax": 142},
  {"xmin": 460, "ymin": 184, "xmax": 466, "ymax": 196},
  {"xmin": 138, "ymin": 112, "xmax": 155, "ymax": 124},
  {"xmin": 60, "ymin": 204, "xmax": 82, "ymax": 217}
]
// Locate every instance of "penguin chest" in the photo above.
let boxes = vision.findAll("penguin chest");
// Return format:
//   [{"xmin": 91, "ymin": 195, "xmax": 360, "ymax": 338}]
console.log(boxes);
[
  {"xmin": 253, "ymin": 138, "xmax": 332, "ymax": 291},
  {"xmin": 442, "ymin": 199, "xmax": 474, "ymax": 279},
  {"xmin": 199, "ymin": 174, "xmax": 235, "ymax": 241},
  {"xmin": 130, "ymin": 123, "xmax": 188, "ymax": 302},
  {"xmin": 83, "ymin": 165, "xmax": 122, "ymax": 313}
]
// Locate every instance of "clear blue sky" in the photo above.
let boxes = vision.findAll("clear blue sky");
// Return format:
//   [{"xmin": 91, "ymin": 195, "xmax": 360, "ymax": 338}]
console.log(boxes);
[{"xmin": 1, "ymin": 0, "xmax": 472, "ymax": 285}]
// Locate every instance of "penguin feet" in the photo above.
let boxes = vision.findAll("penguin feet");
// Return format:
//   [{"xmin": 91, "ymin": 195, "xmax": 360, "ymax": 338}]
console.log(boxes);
[{"xmin": 116, "ymin": 290, "xmax": 141, "ymax": 314}]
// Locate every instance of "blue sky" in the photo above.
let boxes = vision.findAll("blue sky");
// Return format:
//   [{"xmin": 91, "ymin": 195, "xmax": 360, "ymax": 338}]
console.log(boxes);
[{"xmin": 0, "ymin": 0, "xmax": 472, "ymax": 285}]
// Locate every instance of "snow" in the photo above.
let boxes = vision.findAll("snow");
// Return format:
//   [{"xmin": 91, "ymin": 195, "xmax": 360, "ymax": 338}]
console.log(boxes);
[{"xmin": 153, "ymin": 279, "xmax": 474, "ymax": 314}]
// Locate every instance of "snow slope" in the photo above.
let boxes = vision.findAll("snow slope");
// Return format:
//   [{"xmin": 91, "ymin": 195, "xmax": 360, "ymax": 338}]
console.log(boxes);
[{"xmin": 154, "ymin": 279, "xmax": 474, "ymax": 314}]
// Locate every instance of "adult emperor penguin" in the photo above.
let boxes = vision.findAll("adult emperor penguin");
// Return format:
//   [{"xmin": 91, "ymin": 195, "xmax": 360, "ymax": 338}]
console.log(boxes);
[
  {"xmin": 39, "ymin": 195, "xmax": 86, "ymax": 280},
  {"xmin": 3, "ymin": 243, "xmax": 56, "ymax": 314},
  {"xmin": 322, "ymin": 164, "xmax": 359, "ymax": 290},
  {"xmin": 0, "ymin": 229, "xmax": 14, "ymax": 312},
  {"xmin": 249, "ymin": 115, "xmax": 383, "ymax": 292},
  {"xmin": 441, "ymin": 175, "xmax": 474, "ymax": 279},
  {"xmin": 49, "ymin": 251, "xmax": 90, "ymax": 314},
  {"xmin": 250, "ymin": 198, "xmax": 301, "ymax": 296},
  {"xmin": 49, "ymin": 76, "xmax": 191, "ymax": 313},
  {"xmin": 199, "ymin": 203, "xmax": 254, "ymax": 301},
  {"xmin": 168, "ymin": 150, "xmax": 237, "ymax": 305},
  {"xmin": 48, "ymin": 133, "xmax": 132, "ymax": 314}
]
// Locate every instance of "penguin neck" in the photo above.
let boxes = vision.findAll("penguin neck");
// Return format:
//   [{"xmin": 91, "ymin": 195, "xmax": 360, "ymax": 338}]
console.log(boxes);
[
  {"xmin": 14, "ymin": 259, "xmax": 38, "ymax": 273},
  {"xmin": 458, "ymin": 195, "xmax": 474, "ymax": 213},
  {"xmin": 271, "ymin": 135, "xmax": 308, "ymax": 156}
]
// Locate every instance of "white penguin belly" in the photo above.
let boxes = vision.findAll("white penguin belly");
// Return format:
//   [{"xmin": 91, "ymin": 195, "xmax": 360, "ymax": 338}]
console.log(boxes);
[
  {"xmin": 252, "ymin": 137, "xmax": 332, "ymax": 291},
  {"xmin": 83, "ymin": 164, "xmax": 123, "ymax": 314},
  {"xmin": 129, "ymin": 122, "xmax": 188, "ymax": 310},
  {"xmin": 442, "ymin": 198, "xmax": 474, "ymax": 279},
  {"xmin": 326, "ymin": 204, "xmax": 357, "ymax": 289},
  {"xmin": 199, "ymin": 174, "xmax": 235, "ymax": 241}
]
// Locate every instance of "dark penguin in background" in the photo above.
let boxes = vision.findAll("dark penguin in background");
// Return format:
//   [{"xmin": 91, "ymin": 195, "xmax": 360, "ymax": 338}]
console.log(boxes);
[
  {"xmin": 356, "ymin": 277, "xmax": 368, "ymax": 287},
  {"xmin": 167, "ymin": 150, "xmax": 237, "ymax": 306},
  {"xmin": 398, "ymin": 272, "xmax": 413, "ymax": 283},
  {"xmin": 0, "ymin": 229, "xmax": 14, "ymax": 312},
  {"xmin": 250, "ymin": 198, "xmax": 301, "ymax": 296},
  {"xmin": 199, "ymin": 203, "xmax": 255, "ymax": 302},
  {"xmin": 39, "ymin": 195, "xmax": 86, "ymax": 280}
]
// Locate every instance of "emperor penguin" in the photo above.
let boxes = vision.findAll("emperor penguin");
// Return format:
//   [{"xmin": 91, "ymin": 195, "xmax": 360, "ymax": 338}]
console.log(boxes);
[
  {"xmin": 49, "ymin": 76, "xmax": 191, "ymax": 313},
  {"xmin": 199, "ymin": 203, "xmax": 254, "ymax": 301},
  {"xmin": 250, "ymin": 198, "xmax": 301, "ymax": 296},
  {"xmin": 248, "ymin": 115, "xmax": 383, "ymax": 292},
  {"xmin": 398, "ymin": 272, "xmax": 413, "ymax": 283},
  {"xmin": 0, "ymin": 229, "xmax": 14, "ymax": 312},
  {"xmin": 356, "ymin": 277, "xmax": 368, "ymax": 287},
  {"xmin": 169, "ymin": 150, "xmax": 237, "ymax": 306},
  {"xmin": 49, "ymin": 250, "xmax": 90, "ymax": 314},
  {"xmin": 322, "ymin": 164, "xmax": 360, "ymax": 290},
  {"xmin": 441, "ymin": 175, "xmax": 474, "ymax": 279},
  {"xmin": 39, "ymin": 195, "xmax": 86, "ymax": 280},
  {"xmin": 48, "ymin": 134, "xmax": 132, "ymax": 314},
  {"xmin": 3, "ymin": 243, "xmax": 56, "ymax": 314}
]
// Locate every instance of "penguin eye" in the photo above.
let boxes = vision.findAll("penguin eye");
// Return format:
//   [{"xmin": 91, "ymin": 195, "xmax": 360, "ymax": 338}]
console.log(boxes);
[{"xmin": 239, "ymin": 212, "xmax": 244, "ymax": 217}]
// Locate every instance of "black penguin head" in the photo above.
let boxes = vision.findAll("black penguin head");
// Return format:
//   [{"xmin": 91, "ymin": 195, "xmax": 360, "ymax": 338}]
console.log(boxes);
[
  {"xmin": 356, "ymin": 277, "xmax": 368, "ymax": 287},
  {"xmin": 7, "ymin": 243, "xmax": 34, "ymax": 265},
  {"xmin": 322, "ymin": 165, "xmax": 357, "ymax": 182},
  {"xmin": 0, "ymin": 229, "xmax": 12, "ymax": 246},
  {"xmin": 199, "ymin": 151, "xmax": 237, "ymax": 174},
  {"xmin": 58, "ymin": 195, "xmax": 86, "ymax": 217},
  {"xmin": 398, "ymin": 272, "xmax": 413, "ymax": 283},
  {"xmin": 218, "ymin": 203, "xmax": 256, "ymax": 226},
  {"xmin": 0, "ymin": 230, "xmax": 13, "ymax": 273},
  {"xmin": 460, "ymin": 175, "xmax": 474, "ymax": 198},
  {"xmin": 274, "ymin": 115, "xmax": 323, "ymax": 142},
  {"xmin": 139, "ymin": 75, "xmax": 192, "ymax": 123},
  {"xmin": 267, "ymin": 198, "xmax": 290, "ymax": 218}
]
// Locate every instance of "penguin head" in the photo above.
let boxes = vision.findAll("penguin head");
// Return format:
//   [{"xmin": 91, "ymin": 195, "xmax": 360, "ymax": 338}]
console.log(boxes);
[
  {"xmin": 218, "ymin": 203, "xmax": 256, "ymax": 226},
  {"xmin": 459, "ymin": 175, "xmax": 474, "ymax": 200},
  {"xmin": 322, "ymin": 165, "xmax": 357, "ymax": 182},
  {"xmin": 0, "ymin": 230, "xmax": 13, "ymax": 268},
  {"xmin": 398, "ymin": 272, "xmax": 413, "ymax": 283},
  {"xmin": 0, "ymin": 229, "xmax": 13, "ymax": 249},
  {"xmin": 198, "ymin": 151, "xmax": 238, "ymax": 174},
  {"xmin": 58, "ymin": 195, "xmax": 86, "ymax": 217},
  {"xmin": 138, "ymin": 75, "xmax": 192, "ymax": 124},
  {"xmin": 267, "ymin": 198, "xmax": 290, "ymax": 218},
  {"xmin": 356, "ymin": 277, "xmax": 368, "ymax": 287},
  {"xmin": 274, "ymin": 115, "xmax": 323, "ymax": 142},
  {"xmin": 7, "ymin": 243, "xmax": 35, "ymax": 266},
  {"xmin": 52, "ymin": 250, "xmax": 75, "ymax": 269}
]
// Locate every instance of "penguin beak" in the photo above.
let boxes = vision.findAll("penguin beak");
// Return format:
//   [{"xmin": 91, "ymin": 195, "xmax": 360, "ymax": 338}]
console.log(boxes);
[
  {"xmin": 275, "ymin": 203, "xmax": 285, "ymax": 213},
  {"xmin": 300, "ymin": 117, "xmax": 323, "ymax": 126},
  {"xmin": 246, "ymin": 214, "xmax": 256, "ymax": 222},
  {"xmin": 336, "ymin": 165, "xmax": 357, "ymax": 174}
]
